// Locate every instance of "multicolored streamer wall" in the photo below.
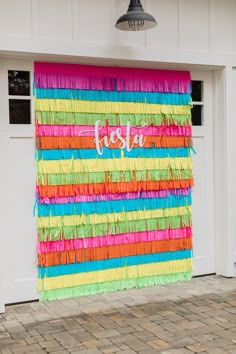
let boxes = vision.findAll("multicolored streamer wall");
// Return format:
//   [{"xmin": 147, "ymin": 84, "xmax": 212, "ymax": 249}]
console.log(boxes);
[{"xmin": 35, "ymin": 62, "xmax": 194, "ymax": 301}]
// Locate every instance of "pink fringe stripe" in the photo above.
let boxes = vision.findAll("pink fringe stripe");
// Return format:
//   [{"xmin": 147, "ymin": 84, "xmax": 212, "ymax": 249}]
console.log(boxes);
[
  {"xmin": 38, "ymin": 227, "xmax": 192, "ymax": 254},
  {"xmin": 34, "ymin": 62, "xmax": 191, "ymax": 93},
  {"xmin": 36, "ymin": 125, "xmax": 192, "ymax": 137},
  {"xmin": 38, "ymin": 188, "xmax": 190, "ymax": 205}
]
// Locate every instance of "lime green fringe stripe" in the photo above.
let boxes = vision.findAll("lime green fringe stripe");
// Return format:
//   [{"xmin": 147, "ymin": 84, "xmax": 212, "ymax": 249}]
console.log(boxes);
[
  {"xmin": 36, "ymin": 112, "xmax": 191, "ymax": 127},
  {"xmin": 38, "ymin": 214, "xmax": 191, "ymax": 241},
  {"xmin": 38, "ymin": 169, "xmax": 193, "ymax": 186},
  {"xmin": 39, "ymin": 271, "xmax": 192, "ymax": 301}
]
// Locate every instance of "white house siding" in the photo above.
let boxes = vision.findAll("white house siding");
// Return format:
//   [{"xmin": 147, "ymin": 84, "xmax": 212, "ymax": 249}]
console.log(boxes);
[{"xmin": 0, "ymin": 0, "xmax": 234, "ymax": 62}]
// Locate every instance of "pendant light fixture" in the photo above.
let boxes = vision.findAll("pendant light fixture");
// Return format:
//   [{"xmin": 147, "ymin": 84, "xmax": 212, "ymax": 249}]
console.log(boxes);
[{"xmin": 115, "ymin": 0, "xmax": 157, "ymax": 32}]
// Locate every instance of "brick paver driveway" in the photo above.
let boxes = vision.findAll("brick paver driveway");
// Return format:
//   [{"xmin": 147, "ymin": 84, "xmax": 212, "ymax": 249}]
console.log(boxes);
[{"xmin": 0, "ymin": 275, "xmax": 236, "ymax": 354}]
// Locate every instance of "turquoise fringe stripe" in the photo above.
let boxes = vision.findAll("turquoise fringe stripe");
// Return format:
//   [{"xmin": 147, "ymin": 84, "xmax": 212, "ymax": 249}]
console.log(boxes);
[
  {"xmin": 38, "ymin": 250, "xmax": 193, "ymax": 278},
  {"xmin": 37, "ymin": 147, "xmax": 120, "ymax": 160},
  {"xmin": 39, "ymin": 271, "xmax": 192, "ymax": 301},
  {"xmin": 37, "ymin": 147, "xmax": 191, "ymax": 161},
  {"xmin": 37, "ymin": 194, "xmax": 192, "ymax": 217},
  {"xmin": 35, "ymin": 88, "xmax": 191, "ymax": 105}
]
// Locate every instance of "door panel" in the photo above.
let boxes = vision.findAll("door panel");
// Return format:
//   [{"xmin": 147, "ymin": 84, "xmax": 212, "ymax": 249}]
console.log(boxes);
[{"xmin": 4, "ymin": 138, "xmax": 37, "ymax": 303}]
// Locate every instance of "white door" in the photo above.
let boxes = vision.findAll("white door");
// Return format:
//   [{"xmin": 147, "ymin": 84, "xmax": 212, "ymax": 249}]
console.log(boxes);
[
  {"xmin": 0, "ymin": 61, "xmax": 215, "ymax": 308},
  {"xmin": 0, "ymin": 58, "xmax": 37, "ymax": 306},
  {"xmin": 191, "ymin": 71, "xmax": 215, "ymax": 276}
]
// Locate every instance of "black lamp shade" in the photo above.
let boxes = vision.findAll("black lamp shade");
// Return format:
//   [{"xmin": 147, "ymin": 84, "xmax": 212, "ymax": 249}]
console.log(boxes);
[{"xmin": 115, "ymin": 0, "xmax": 157, "ymax": 32}]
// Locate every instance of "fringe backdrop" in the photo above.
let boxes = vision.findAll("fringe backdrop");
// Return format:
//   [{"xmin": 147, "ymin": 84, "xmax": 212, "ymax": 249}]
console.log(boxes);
[{"xmin": 35, "ymin": 62, "xmax": 193, "ymax": 301}]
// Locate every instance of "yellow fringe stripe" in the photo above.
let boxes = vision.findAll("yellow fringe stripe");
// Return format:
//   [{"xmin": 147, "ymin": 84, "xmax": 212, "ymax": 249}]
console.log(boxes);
[
  {"xmin": 37, "ymin": 157, "xmax": 192, "ymax": 175},
  {"xmin": 37, "ymin": 206, "xmax": 192, "ymax": 229},
  {"xmin": 35, "ymin": 99, "xmax": 191, "ymax": 115},
  {"xmin": 38, "ymin": 258, "xmax": 193, "ymax": 291}
]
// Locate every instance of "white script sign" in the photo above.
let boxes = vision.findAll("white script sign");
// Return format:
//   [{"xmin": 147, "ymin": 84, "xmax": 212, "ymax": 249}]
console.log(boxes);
[{"xmin": 80, "ymin": 120, "xmax": 146, "ymax": 156}]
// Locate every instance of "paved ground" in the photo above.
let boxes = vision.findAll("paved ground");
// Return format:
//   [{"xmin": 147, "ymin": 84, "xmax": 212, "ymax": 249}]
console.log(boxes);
[{"xmin": 0, "ymin": 275, "xmax": 236, "ymax": 354}]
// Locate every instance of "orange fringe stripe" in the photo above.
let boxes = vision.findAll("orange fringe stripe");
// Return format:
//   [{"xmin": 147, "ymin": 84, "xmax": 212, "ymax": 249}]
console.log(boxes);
[
  {"xmin": 36, "ymin": 136, "xmax": 192, "ymax": 150},
  {"xmin": 37, "ymin": 179, "xmax": 194, "ymax": 198},
  {"xmin": 38, "ymin": 237, "xmax": 193, "ymax": 267}
]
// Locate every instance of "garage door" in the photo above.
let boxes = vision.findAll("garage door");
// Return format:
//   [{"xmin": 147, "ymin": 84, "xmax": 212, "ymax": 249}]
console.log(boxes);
[{"xmin": 0, "ymin": 59, "xmax": 215, "ymax": 306}]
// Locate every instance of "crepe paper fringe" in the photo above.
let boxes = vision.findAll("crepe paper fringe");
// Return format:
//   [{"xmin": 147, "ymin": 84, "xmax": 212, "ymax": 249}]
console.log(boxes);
[
  {"xmin": 38, "ymin": 249, "xmax": 193, "ymax": 278},
  {"xmin": 37, "ymin": 147, "xmax": 191, "ymax": 161},
  {"xmin": 35, "ymin": 63, "xmax": 193, "ymax": 301},
  {"xmin": 38, "ymin": 227, "xmax": 192, "ymax": 254},
  {"xmin": 34, "ymin": 62, "xmax": 191, "ymax": 93},
  {"xmin": 37, "ymin": 227, "xmax": 192, "ymax": 254},
  {"xmin": 35, "ymin": 99, "xmax": 191, "ymax": 116},
  {"xmin": 38, "ymin": 193, "xmax": 192, "ymax": 217},
  {"xmin": 36, "ymin": 136, "xmax": 193, "ymax": 150},
  {"xmin": 38, "ymin": 170, "xmax": 193, "ymax": 187},
  {"xmin": 38, "ymin": 188, "xmax": 191, "ymax": 205},
  {"xmin": 36, "ymin": 124, "xmax": 192, "ymax": 138},
  {"xmin": 37, "ymin": 194, "xmax": 192, "ymax": 217},
  {"xmin": 39, "ymin": 271, "xmax": 192, "ymax": 301},
  {"xmin": 38, "ymin": 258, "xmax": 193, "ymax": 291},
  {"xmin": 37, "ymin": 179, "xmax": 194, "ymax": 198},
  {"xmin": 37, "ymin": 157, "xmax": 192, "ymax": 175},
  {"xmin": 38, "ymin": 169, "xmax": 193, "ymax": 187},
  {"xmin": 36, "ymin": 89, "xmax": 192, "ymax": 105},
  {"xmin": 36, "ymin": 112, "xmax": 191, "ymax": 127},
  {"xmin": 37, "ymin": 147, "xmax": 120, "ymax": 160},
  {"xmin": 38, "ymin": 214, "xmax": 192, "ymax": 242},
  {"xmin": 38, "ymin": 237, "xmax": 193, "ymax": 266},
  {"xmin": 37, "ymin": 205, "xmax": 192, "ymax": 229}
]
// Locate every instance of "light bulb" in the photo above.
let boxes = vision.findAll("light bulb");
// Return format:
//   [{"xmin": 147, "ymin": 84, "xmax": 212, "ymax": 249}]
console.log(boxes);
[{"xmin": 128, "ymin": 20, "xmax": 145, "ymax": 31}]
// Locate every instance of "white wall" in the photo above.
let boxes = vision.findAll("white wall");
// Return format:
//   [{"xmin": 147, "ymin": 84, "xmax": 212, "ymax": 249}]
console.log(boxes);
[
  {"xmin": 231, "ymin": 68, "xmax": 236, "ymax": 275},
  {"xmin": 0, "ymin": 0, "xmax": 235, "ymax": 65}
]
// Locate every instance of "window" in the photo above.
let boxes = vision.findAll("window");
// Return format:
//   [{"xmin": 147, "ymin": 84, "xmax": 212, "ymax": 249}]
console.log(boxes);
[
  {"xmin": 191, "ymin": 80, "xmax": 203, "ymax": 126},
  {"xmin": 8, "ymin": 70, "xmax": 31, "ymax": 124}
]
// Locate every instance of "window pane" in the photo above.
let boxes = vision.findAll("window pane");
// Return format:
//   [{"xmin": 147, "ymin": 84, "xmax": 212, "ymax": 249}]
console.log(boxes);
[
  {"xmin": 191, "ymin": 105, "xmax": 202, "ymax": 126},
  {"xmin": 192, "ymin": 81, "xmax": 202, "ymax": 102},
  {"xmin": 9, "ymin": 99, "xmax": 31, "ymax": 124},
  {"xmin": 8, "ymin": 70, "xmax": 30, "ymax": 96}
]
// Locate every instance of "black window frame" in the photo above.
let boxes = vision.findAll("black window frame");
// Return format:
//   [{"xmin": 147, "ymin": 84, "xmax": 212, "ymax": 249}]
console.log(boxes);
[
  {"xmin": 8, "ymin": 70, "xmax": 32, "ymax": 125},
  {"xmin": 191, "ymin": 80, "xmax": 204, "ymax": 127}
]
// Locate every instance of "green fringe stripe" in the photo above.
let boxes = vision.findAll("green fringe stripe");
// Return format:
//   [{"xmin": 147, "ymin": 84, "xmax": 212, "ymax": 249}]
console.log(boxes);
[
  {"xmin": 38, "ymin": 169, "xmax": 193, "ymax": 186},
  {"xmin": 38, "ymin": 214, "xmax": 192, "ymax": 241},
  {"xmin": 36, "ymin": 112, "xmax": 191, "ymax": 127},
  {"xmin": 39, "ymin": 271, "xmax": 192, "ymax": 301}
]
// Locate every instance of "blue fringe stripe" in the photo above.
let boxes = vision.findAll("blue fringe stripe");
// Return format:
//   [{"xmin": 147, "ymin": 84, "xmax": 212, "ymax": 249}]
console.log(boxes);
[
  {"xmin": 37, "ymin": 147, "xmax": 191, "ymax": 161},
  {"xmin": 35, "ymin": 88, "xmax": 191, "ymax": 105},
  {"xmin": 37, "ymin": 194, "xmax": 192, "ymax": 217},
  {"xmin": 38, "ymin": 250, "xmax": 193, "ymax": 278}
]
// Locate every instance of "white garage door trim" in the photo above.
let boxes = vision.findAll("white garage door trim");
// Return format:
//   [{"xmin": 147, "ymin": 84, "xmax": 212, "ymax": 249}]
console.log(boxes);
[
  {"xmin": 191, "ymin": 70, "xmax": 215, "ymax": 276},
  {"xmin": 0, "ymin": 58, "xmax": 229, "ymax": 312}
]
